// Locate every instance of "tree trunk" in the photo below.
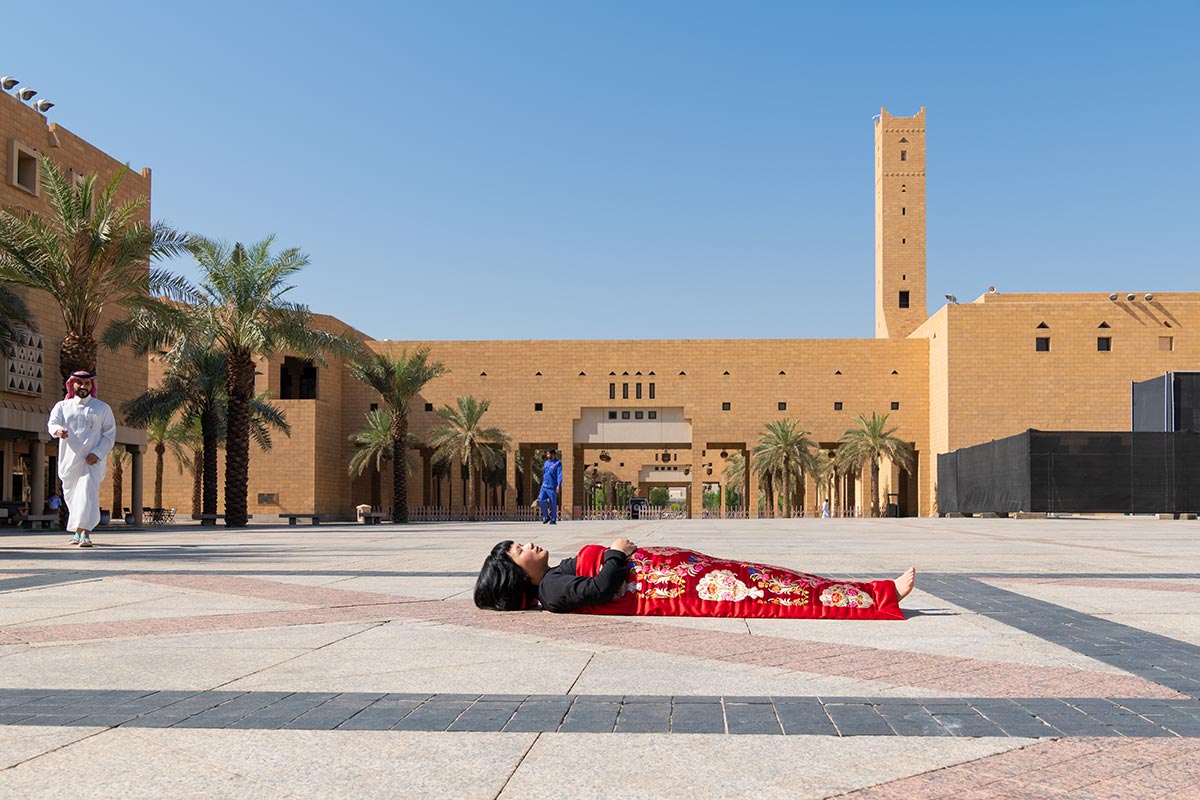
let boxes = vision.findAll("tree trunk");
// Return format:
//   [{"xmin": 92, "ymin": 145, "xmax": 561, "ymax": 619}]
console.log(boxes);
[
  {"xmin": 467, "ymin": 455, "xmax": 477, "ymax": 521},
  {"xmin": 223, "ymin": 350, "xmax": 254, "ymax": 528},
  {"xmin": 111, "ymin": 451, "xmax": 123, "ymax": 518},
  {"xmin": 391, "ymin": 410, "xmax": 408, "ymax": 523},
  {"xmin": 59, "ymin": 332, "xmax": 97, "ymax": 386},
  {"xmin": 782, "ymin": 458, "xmax": 792, "ymax": 518},
  {"xmin": 191, "ymin": 451, "xmax": 202, "ymax": 515},
  {"xmin": 870, "ymin": 459, "xmax": 880, "ymax": 517},
  {"xmin": 201, "ymin": 409, "xmax": 219, "ymax": 525},
  {"xmin": 154, "ymin": 441, "xmax": 165, "ymax": 509},
  {"xmin": 763, "ymin": 472, "xmax": 774, "ymax": 518}
]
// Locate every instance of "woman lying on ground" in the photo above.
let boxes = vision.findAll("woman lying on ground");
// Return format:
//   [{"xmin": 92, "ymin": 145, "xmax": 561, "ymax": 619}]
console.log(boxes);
[{"xmin": 474, "ymin": 538, "xmax": 916, "ymax": 620}]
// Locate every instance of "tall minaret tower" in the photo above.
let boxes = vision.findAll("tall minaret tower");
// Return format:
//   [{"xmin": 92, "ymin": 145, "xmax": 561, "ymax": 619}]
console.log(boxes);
[{"xmin": 874, "ymin": 106, "xmax": 926, "ymax": 338}]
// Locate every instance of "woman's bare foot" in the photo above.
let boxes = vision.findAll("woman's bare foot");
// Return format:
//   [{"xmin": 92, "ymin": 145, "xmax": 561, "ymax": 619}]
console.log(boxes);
[{"xmin": 894, "ymin": 567, "xmax": 916, "ymax": 600}]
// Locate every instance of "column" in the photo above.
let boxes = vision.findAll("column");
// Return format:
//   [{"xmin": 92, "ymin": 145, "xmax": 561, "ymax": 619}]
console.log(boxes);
[
  {"xmin": 129, "ymin": 444, "xmax": 145, "ymax": 526},
  {"xmin": 804, "ymin": 470, "xmax": 818, "ymax": 517},
  {"xmin": 421, "ymin": 448, "xmax": 432, "ymax": 508},
  {"xmin": 504, "ymin": 448, "xmax": 518, "ymax": 517},
  {"xmin": 0, "ymin": 439, "xmax": 12, "ymax": 501},
  {"xmin": 559, "ymin": 445, "xmax": 576, "ymax": 521},
  {"xmin": 719, "ymin": 481, "xmax": 726, "ymax": 518},
  {"xmin": 689, "ymin": 446, "xmax": 704, "ymax": 518},
  {"xmin": 29, "ymin": 436, "xmax": 47, "ymax": 514}
]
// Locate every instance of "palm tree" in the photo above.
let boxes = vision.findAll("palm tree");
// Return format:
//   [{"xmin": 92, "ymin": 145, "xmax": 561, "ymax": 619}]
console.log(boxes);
[
  {"xmin": 0, "ymin": 282, "xmax": 35, "ymax": 356},
  {"xmin": 348, "ymin": 347, "xmax": 448, "ymax": 522},
  {"xmin": 119, "ymin": 339, "xmax": 290, "ymax": 525},
  {"xmin": 145, "ymin": 414, "xmax": 173, "ymax": 510},
  {"xmin": 722, "ymin": 452, "xmax": 746, "ymax": 512},
  {"xmin": 347, "ymin": 408, "xmax": 420, "ymax": 510},
  {"xmin": 812, "ymin": 449, "xmax": 836, "ymax": 513},
  {"xmin": 185, "ymin": 237, "xmax": 352, "ymax": 527},
  {"xmin": 0, "ymin": 158, "xmax": 191, "ymax": 380},
  {"xmin": 838, "ymin": 412, "xmax": 914, "ymax": 517},
  {"xmin": 752, "ymin": 419, "xmax": 817, "ymax": 518},
  {"xmin": 428, "ymin": 397, "xmax": 510, "ymax": 521},
  {"xmin": 167, "ymin": 417, "xmax": 204, "ymax": 516}
]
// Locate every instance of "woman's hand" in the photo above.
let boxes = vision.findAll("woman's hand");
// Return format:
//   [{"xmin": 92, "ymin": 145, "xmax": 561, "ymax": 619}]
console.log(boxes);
[{"xmin": 610, "ymin": 538, "xmax": 637, "ymax": 556}]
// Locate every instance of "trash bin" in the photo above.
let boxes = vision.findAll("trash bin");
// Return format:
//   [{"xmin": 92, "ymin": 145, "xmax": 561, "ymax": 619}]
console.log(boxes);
[
  {"xmin": 885, "ymin": 503, "xmax": 899, "ymax": 518},
  {"xmin": 356, "ymin": 504, "xmax": 371, "ymax": 523}
]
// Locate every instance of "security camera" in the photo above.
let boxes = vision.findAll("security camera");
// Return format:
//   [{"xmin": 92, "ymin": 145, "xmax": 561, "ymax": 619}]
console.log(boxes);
[
  {"xmin": 1108, "ymin": 293, "xmax": 1118, "ymax": 301},
  {"xmin": 0, "ymin": 76, "xmax": 17, "ymax": 91},
  {"xmin": 32, "ymin": 99, "xmax": 53, "ymax": 113},
  {"xmin": 1145, "ymin": 293, "xmax": 1154, "ymax": 302},
  {"xmin": 15, "ymin": 87, "xmax": 36, "ymax": 101},
  {"xmin": 1126, "ymin": 293, "xmax": 1136, "ymax": 302}
]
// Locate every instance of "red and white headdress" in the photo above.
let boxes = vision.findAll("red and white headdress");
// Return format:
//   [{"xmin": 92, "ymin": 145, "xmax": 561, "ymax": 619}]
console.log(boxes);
[{"xmin": 64, "ymin": 370, "xmax": 97, "ymax": 399}]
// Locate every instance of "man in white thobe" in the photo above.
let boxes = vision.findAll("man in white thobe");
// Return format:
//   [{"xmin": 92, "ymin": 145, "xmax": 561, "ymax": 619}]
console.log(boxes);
[{"xmin": 47, "ymin": 371, "xmax": 116, "ymax": 547}]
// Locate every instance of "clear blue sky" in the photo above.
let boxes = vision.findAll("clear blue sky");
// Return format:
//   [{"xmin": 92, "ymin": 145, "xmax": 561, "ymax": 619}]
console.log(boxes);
[{"xmin": 8, "ymin": 1, "xmax": 1197, "ymax": 340}]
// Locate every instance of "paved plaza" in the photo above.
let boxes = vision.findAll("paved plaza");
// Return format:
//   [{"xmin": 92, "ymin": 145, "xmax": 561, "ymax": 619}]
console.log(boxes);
[{"xmin": 1, "ymin": 517, "xmax": 1199, "ymax": 798}]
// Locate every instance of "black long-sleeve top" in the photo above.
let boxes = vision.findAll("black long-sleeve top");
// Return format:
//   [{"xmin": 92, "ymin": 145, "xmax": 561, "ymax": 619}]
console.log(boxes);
[{"xmin": 537, "ymin": 548, "xmax": 629, "ymax": 613}]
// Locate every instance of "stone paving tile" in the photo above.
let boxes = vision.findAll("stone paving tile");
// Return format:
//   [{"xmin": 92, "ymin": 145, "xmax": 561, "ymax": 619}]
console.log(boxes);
[
  {"xmin": 502, "ymin": 699, "xmax": 573, "ymax": 732},
  {"xmin": 558, "ymin": 700, "xmax": 619, "ymax": 733},
  {"xmin": 613, "ymin": 701, "xmax": 671, "ymax": 733},
  {"xmin": 446, "ymin": 700, "xmax": 521, "ymax": 732},
  {"xmin": 723, "ymin": 700, "xmax": 782, "ymax": 734},
  {"xmin": 833, "ymin": 738, "xmax": 1200, "ymax": 798},
  {"xmin": 669, "ymin": 701, "xmax": 725, "ymax": 733},
  {"xmin": 390, "ymin": 700, "xmax": 472, "ymax": 731}
]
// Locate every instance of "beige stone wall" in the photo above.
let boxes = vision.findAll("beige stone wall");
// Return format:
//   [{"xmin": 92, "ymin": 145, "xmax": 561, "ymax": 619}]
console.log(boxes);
[{"xmin": 941, "ymin": 292, "xmax": 1200, "ymax": 449}]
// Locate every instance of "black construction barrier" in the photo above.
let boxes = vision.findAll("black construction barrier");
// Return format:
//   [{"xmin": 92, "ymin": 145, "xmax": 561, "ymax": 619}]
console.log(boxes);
[{"xmin": 937, "ymin": 429, "xmax": 1200, "ymax": 515}]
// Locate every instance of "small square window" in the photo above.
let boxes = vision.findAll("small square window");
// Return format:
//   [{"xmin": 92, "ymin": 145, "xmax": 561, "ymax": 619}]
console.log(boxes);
[
  {"xmin": 1036, "ymin": 337, "xmax": 1050, "ymax": 352},
  {"xmin": 1160, "ymin": 336, "xmax": 1174, "ymax": 352},
  {"xmin": 534, "ymin": 402, "xmax": 543, "ymax": 411},
  {"xmin": 10, "ymin": 141, "xmax": 39, "ymax": 196},
  {"xmin": 778, "ymin": 402, "xmax": 787, "ymax": 411},
  {"xmin": 721, "ymin": 402, "xmax": 731, "ymax": 411},
  {"xmin": 1097, "ymin": 337, "xmax": 1112, "ymax": 352},
  {"xmin": 424, "ymin": 402, "xmax": 433, "ymax": 412},
  {"xmin": 369, "ymin": 403, "xmax": 378, "ymax": 412},
  {"xmin": 635, "ymin": 411, "xmax": 644, "ymax": 419},
  {"xmin": 834, "ymin": 402, "xmax": 843, "ymax": 411},
  {"xmin": 621, "ymin": 411, "xmax": 631, "ymax": 419},
  {"xmin": 891, "ymin": 401, "xmax": 900, "ymax": 410},
  {"xmin": 648, "ymin": 410, "xmax": 657, "ymax": 419},
  {"xmin": 898, "ymin": 291, "xmax": 910, "ymax": 309},
  {"xmin": 608, "ymin": 411, "xmax": 617, "ymax": 420}
]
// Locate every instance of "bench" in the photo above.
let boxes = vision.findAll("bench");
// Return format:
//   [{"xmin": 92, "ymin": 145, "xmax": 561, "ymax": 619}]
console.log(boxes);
[
  {"xmin": 23, "ymin": 514, "xmax": 59, "ymax": 530},
  {"xmin": 361, "ymin": 512, "xmax": 388, "ymax": 525},
  {"xmin": 279, "ymin": 514, "xmax": 322, "ymax": 526}
]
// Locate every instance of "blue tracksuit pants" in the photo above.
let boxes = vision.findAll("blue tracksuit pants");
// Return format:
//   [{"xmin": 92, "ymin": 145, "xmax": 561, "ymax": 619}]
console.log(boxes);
[{"xmin": 538, "ymin": 486, "xmax": 558, "ymax": 523}]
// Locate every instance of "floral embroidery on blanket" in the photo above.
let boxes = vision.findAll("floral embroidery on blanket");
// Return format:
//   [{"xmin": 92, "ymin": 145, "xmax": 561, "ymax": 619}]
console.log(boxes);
[
  {"xmin": 819, "ymin": 584, "xmax": 874, "ymax": 609},
  {"xmin": 697, "ymin": 570, "xmax": 764, "ymax": 602}
]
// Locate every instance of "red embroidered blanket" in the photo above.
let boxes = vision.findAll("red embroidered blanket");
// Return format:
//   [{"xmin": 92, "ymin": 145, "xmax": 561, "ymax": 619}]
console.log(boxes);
[{"xmin": 573, "ymin": 545, "xmax": 904, "ymax": 620}]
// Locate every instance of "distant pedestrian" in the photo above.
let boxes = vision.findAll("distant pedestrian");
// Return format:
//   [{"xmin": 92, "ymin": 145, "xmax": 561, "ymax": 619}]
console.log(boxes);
[
  {"xmin": 47, "ymin": 492, "xmax": 62, "ymax": 513},
  {"xmin": 821, "ymin": 498, "xmax": 831, "ymax": 518},
  {"xmin": 539, "ymin": 449, "xmax": 562, "ymax": 524},
  {"xmin": 48, "ymin": 371, "xmax": 115, "ymax": 547}
]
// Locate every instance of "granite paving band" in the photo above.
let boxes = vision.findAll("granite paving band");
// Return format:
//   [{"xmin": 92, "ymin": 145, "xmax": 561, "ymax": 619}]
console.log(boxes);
[
  {"xmin": 920, "ymin": 575, "xmax": 1200, "ymax": 699},
  {"xmin": 1, "ymin": 689, "xmax": 1198, "ymax": 736}
]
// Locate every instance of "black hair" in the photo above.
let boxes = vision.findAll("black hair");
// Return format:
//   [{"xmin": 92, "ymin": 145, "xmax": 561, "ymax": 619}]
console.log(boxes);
[{"xmin": 474, "ymin": 540, "xmax": 537, "ymax": 611}]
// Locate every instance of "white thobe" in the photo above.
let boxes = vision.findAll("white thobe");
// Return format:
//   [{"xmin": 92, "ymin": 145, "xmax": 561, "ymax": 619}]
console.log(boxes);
[{"xmin": 48, "ymin": 396, "xmax": 116, "ymax": 532}]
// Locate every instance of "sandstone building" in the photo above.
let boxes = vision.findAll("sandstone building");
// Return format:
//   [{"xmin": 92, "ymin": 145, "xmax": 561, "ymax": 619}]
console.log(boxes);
[{"xmin": 3, "ymin": 102, "xmax": 1194, "ymax": 522}]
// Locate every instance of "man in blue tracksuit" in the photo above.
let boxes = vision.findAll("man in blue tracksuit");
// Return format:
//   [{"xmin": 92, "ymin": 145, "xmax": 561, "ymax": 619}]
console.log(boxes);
[{"xmin": 538, "ymin": 449, "xmax": 562, "ymax": 524}]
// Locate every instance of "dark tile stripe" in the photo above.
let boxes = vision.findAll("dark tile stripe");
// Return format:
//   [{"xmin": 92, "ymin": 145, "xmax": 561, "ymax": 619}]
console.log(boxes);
[{"xmin": 0, "ymin": 689, "xmax": 1195, "ymax": 736}]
